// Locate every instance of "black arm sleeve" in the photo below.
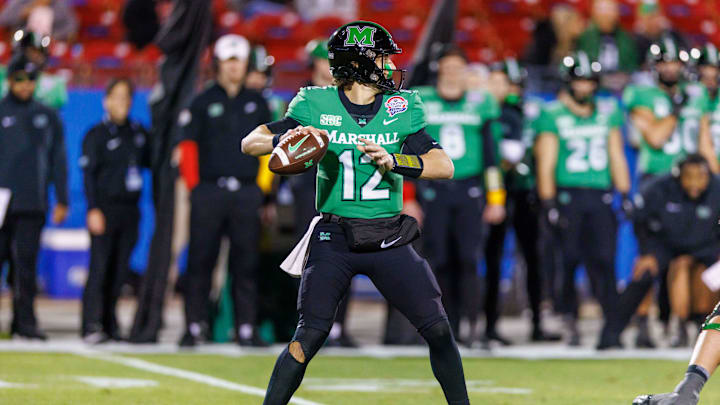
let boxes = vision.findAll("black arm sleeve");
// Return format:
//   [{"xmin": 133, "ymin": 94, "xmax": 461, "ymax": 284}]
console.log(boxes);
[
  {"xmin": 481, "ymin": 119, "xmax": 499, "ymax": 168},
  {"xmin": 257, "ymin": 95, "xmax": 272, "ymax": 125},
  {"xmin": 50, "ymin": 112, "xmax": 69, "ymax": 206},
  {"xmin": 80, "ymin": 128, "xmax": 99, "ymax": 209},
  {"xmin": 401, "ymin": 128, "xmax": 442, "ymax": 155},
  {"xmin": 266, "ymin": 117, "xmax": 301, "ymax": 135}
]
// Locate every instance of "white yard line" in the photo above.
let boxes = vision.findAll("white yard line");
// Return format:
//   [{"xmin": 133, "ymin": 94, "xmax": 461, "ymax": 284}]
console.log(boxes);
[{"xmin": 76, "ymin": 350, "xmax": 323, "ymax": 405}]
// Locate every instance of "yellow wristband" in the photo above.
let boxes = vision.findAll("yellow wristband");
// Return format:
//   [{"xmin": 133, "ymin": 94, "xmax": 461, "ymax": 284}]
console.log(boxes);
[{"xmin": 487, "ymin": 189, "xmax": 507, "ymax": 206}]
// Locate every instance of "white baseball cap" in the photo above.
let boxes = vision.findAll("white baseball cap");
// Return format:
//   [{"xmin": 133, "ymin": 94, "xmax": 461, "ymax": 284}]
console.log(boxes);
[{"xmin": 214, "ymin": 34, "xmax": 250, "ymax": 61}]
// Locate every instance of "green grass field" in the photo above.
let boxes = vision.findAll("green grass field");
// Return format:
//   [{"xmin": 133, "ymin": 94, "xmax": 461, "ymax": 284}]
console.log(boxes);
[{"xmin": 0, "ymin": 351, "xmax": 718, "ymax": 404}]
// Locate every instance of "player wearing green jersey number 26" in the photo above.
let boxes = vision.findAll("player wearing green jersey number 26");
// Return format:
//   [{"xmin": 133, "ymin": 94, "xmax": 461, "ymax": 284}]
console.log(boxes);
[
  {"xmin": 535, "ymin": 52, "xmax": 631, "ymax": 347},
  {"xmin": 242, "ymin": 21, "xmax": 469, "ymax": 405}
]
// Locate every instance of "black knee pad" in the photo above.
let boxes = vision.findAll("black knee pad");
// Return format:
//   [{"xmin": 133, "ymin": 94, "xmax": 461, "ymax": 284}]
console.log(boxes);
[
  {"xmin": 420, "ymin": 319, "xmax": 454, "ymax": 346},
  {"xmin": 289, "ymin": 326, "xmax": 328, "ymax": 364}
]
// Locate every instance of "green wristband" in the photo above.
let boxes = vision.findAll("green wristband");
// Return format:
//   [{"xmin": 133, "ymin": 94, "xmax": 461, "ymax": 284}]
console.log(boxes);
[{"xmin": 702, "ymin": 323, "xmax": 720, "ymax": 332}]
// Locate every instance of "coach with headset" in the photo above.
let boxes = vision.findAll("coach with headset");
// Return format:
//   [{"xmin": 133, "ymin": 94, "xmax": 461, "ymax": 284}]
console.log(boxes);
[{"xmin": 176, "ymin": 34, "xmax": 271, "ymax": 347}]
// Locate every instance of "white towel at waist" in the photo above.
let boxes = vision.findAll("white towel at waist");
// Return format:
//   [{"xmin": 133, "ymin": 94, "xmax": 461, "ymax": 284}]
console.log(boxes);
[{"xmin": 280, "ymin": 215, "xmax": 322, "ymax": 277}]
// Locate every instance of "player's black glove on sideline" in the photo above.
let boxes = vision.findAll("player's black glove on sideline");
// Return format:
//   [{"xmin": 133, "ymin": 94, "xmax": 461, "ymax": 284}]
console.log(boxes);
[
  {"xmin": 620, "ymin": 193, "xmax": 634, "ymax": 220},
  {"xmin": 671, "ymin": 89, "xmax": 687, "ymax": 117},
  {"xmin": 540, "ymin": 199, "xmax": 561, "ymax": 230}
]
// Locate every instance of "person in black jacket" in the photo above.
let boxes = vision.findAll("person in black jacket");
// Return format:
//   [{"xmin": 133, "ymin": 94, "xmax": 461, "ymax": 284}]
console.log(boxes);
[
  {"xmin": 599, "ymin": 154, "xmax": 720, "ymax": 349},
  {"xmin": 79, "ymin": 78, "xmax": 150, "ymax": 343},
  {"xmin": 0, "ymin": 53, "xmax": 68, "ymax": 340},
  {"xmin": 176, "ymin": 34, "xmax": 272, "ymax": 347}
]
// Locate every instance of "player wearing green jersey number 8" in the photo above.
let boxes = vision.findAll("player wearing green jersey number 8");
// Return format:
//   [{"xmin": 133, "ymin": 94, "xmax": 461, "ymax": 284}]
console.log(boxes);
[
  {"xmin": 413, "ymin": 45, "xmax": 506, "ymax": 347},
  {"xmin": 535, "ymin": 52, "xmax": 631, "ymax": 347},
  {"xmin": 242, "ymin": 21, "xmax": 469, "ymax": 405}
]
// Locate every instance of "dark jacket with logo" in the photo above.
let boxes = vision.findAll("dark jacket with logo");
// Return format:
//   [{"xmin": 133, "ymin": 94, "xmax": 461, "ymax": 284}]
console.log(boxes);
[
  {"xmin": 0, "ymin": 94, "xmax": 68, "ymax": 213},
  {"xmin": 178, "ymin": 82, "xmax": 271, "ymax": 183},
  {"xmin": 634, "ymin": 173, "xmax": 720, "ymax": 255},
  {"xmin": 80, "ymin": 119, "xmax": 151, "ymax": 209}
]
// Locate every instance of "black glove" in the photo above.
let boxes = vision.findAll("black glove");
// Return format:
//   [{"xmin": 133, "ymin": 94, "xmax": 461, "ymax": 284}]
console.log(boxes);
[
  {"xmin": 540, "ymin": 198, "xmax": 561, "ymax": 229},
  {"xmin": 671, "ymin": 89, "xmax": 687, "ymax": 117},
  {"xmin": 621, "ymin": 193, "xmax": 634, "ymax": 220}
]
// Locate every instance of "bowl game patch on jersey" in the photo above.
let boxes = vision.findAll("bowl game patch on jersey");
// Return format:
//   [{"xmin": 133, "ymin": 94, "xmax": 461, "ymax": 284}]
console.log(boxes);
[{"xmin": 385, "ymin": 96, "xmax": 408, "ymax": 117}]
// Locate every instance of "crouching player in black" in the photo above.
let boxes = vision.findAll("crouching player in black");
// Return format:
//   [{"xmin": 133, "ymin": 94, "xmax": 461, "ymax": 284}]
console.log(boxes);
[
  {"xmin": 242, "ymin": 21, "xmax": 470, "ymax": 405},
  {"xmin": 599, "ymin": 154, "xmax": 720, "ymax": 349},
  {"xmin": 634, "ymin": 302, "xmax": 720, "ymax": 404}
]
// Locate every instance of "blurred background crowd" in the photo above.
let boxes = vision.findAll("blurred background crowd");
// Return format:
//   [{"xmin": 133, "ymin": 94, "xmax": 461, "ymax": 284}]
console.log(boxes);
[{"xmin": 0, "ymin": 0, "xmax": 719, "ymax": 351}]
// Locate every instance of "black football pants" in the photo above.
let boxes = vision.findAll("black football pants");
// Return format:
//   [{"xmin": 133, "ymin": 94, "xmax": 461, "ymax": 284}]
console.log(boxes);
[
  {"xmin": 418, "ymin": 178, "xmax": 487, "ymax": 335},
  {"xmin": 484, "ymin": 189, "xmax": 544, "ymax": 333},
  {"xmin": 183, "ymin": 182, "xmax": 263, "ymax": 332},
  {"xmin": 0, "ymin": 212, "xmax": 45, "ymax": 333},
  {"xmin": 82, "ymin": 204, "xmax": 139, "ymax": 337},
  {"xmin": 556, "ymin": 188, "xmax": 619, "ymax": 320}
]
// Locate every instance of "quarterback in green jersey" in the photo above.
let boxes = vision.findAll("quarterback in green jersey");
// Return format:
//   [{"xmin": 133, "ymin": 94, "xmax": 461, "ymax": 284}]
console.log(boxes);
[
  {"xmin": 695, "ymin": 43, "xmax": 720, "ymax": 165},
  {"xmin": 242, "ymin": 21, "xmax": 469, "ymax": 405},
  {"xmin": 535, "ymin": 52, "xmax": 631, "ymax": 347},
  {"xmin": 412, "ymin": 45, "xmax": 506, "ymax": 346},
  {"xmin": 624, "ymin": 37, "xmax": 719, "ymax": 178}
]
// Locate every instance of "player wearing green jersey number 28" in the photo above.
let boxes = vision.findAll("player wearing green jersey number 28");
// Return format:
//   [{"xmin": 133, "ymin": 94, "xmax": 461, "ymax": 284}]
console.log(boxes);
[
  {"xmin": 536, "ymin": 52, "xmax": 631, "ymax": 347},
  {"xmin": 242, "ymin": 21, "xmax": 469, "ymax": 405},
  {"xmin": 624, "ymin": 37, "xmax": 719, "ymax": 179},
  {"xmin": 413, "ymin": 45, "xmax": 506, "ymax": 347}
]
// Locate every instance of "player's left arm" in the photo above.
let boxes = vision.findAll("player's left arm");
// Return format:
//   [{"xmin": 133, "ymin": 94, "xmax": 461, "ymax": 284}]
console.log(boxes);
[
  {"xmin": 698, "ymin": 115, "xmax": 720, "ymax": 173},
  {"xmin": 608, "ymin": 128, "xmax": 631, "ymax": 194}
]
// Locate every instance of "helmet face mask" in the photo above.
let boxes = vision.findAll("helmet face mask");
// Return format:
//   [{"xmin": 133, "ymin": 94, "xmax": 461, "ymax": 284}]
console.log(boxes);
[
  {"xmin": 560, "ymin": 52, "xmax": 601, "ymax": 105},
  {"xmin": 328, "ymin": 21, "xmax": 406, "ymax": 93}
]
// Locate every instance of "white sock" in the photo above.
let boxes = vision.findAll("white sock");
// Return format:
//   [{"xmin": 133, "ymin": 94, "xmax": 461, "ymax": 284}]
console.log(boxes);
[{"xmin": 239, "ymin": 323, "xmax": 253, "ymax": 340}]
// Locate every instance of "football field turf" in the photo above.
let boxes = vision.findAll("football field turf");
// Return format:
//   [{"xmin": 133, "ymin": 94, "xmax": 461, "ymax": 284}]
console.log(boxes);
[{"xmin": 1, "ymin": 349, "xmax": 719, "ymax": 404}]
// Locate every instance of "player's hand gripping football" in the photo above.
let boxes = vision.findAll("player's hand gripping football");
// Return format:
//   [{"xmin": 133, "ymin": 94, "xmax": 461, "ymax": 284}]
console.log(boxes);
[{"xmin": 357, "ymin": 138, "xmax": 394, "ymax": 171}]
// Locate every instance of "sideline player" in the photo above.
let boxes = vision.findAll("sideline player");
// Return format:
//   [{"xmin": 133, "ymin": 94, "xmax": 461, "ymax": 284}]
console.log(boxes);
[
  {"xmin": 242, "ymin": 21, "xmax": 470, "ymax": 405},
  {"xmin": 695, "ymin": 43, "xmax": 720, "ymax": 166},
  {"xmin": 634, "ymin": 302, "xmax": 720, "ymax": 404},
  {"xmin": 535, "ymin": 52, "xmax": 631, "ymax": 346},
  {"xmin": 414, "ymin": 45, "xmax": 506, "ymax": 345}
]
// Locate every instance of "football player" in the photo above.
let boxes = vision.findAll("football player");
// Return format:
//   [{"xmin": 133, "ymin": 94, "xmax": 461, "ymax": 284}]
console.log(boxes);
[
  {"xmin": 535, "ymin": 52, "xmax": 631, "ymax": 346},
  {"xmin": 413, "ymin": 45, "xmax": 506, "ymax": 346},
  {"xmin": 242, "ymin": 21, "xmax": 469, "ymax": 404},
  {"xmin": 484, "ymin": 58, "xmax": 562, "ymax": 343},
  {"xmin": 695, "ymin": 43, "xmax": 720, "ymax": 166},
  {"xmin": 623, "ymin": 36, "xmax": 718, "ymax": 346},
  {"xmin": 633, "ymin": 301, "xmax": 720, "ymax": 404}
]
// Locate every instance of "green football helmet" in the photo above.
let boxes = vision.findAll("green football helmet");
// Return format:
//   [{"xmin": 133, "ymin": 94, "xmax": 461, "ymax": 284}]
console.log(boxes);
[
  {"xmin": 694, "ymin": 42, "xmax": 720, "ymax": 67},
  {"xmin": 327, "ymin": 20, "xmax": 404, "ymax": 93},
  {"xmin": 490, "ymin": 57, "xmax": 527, "ymax": 85}
]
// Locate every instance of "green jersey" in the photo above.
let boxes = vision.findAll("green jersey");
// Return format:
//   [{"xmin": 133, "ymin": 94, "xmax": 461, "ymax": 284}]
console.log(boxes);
[
  {"xmin": 535, "ymin": 97, "xmax": 623, "ymax": 189},
  {"xmin": 508, "ymin": 96, "xmax": 544, "ymax": 190},
  {"xmin": 414, "ymin": 86, "xmax": 499, "ymax": 180},
  {"xmin": 0, "ymin": 67, "xmax": 68, "ymax": 109},
  {"xmin": 285, "ymin": 86, "xmax": 426, "ymax": 219},
  {"xmin": 623, "ymin": 83, "xmax": 709, "ymax": 175},
  {"xmin": 708, "ymin": 94, "xmax": 720, "ymax": 162}
]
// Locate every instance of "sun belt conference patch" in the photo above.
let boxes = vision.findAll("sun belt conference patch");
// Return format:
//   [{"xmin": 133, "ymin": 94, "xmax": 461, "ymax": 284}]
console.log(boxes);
[{"xmin": 385, "ymin": 96, "xmax": 408, "ymax": 117}]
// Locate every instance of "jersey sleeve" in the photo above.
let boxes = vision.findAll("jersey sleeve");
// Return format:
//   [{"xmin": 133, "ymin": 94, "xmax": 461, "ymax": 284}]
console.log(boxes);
[
  {"xmin": 608, "ymin": 99, "xmax": 624, "ymax": 129},
  {"xmin": 285, "ymin": 87, "xmax": 312, "ymax": 126},
  {"xmin": 409, "ymin": 91, "xmax": 428, "ymax": 134},
  {"xmin": 533, "ymin": 107, "xmax": 557, "ymax": 135}
]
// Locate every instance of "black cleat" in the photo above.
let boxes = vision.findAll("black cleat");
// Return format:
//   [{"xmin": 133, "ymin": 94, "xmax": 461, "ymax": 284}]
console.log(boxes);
[
  {"xmin": 12, "ymin": 327, "xmax": 47, "ymax": 341},
  {"xmin": 531, "ymin": 328, "xmax": 562, "ymax": 342},
  {"xmin": 326, "ymin": 333, "xmax": 358, "ymax": 348},
  {"xmin": 483, "ymin": 331, "xmax": 513, "ymax": 346},
  {"xmin": 178, "ymin": 331, "xmax": 197, "ymax": 348},
  {"xmin": 635, "ymin": 332, "xmax": 657, "ymax": 349},
  {"xmin": 237, "ymin": 334, "xmax": 270, "ymax": 347}
]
